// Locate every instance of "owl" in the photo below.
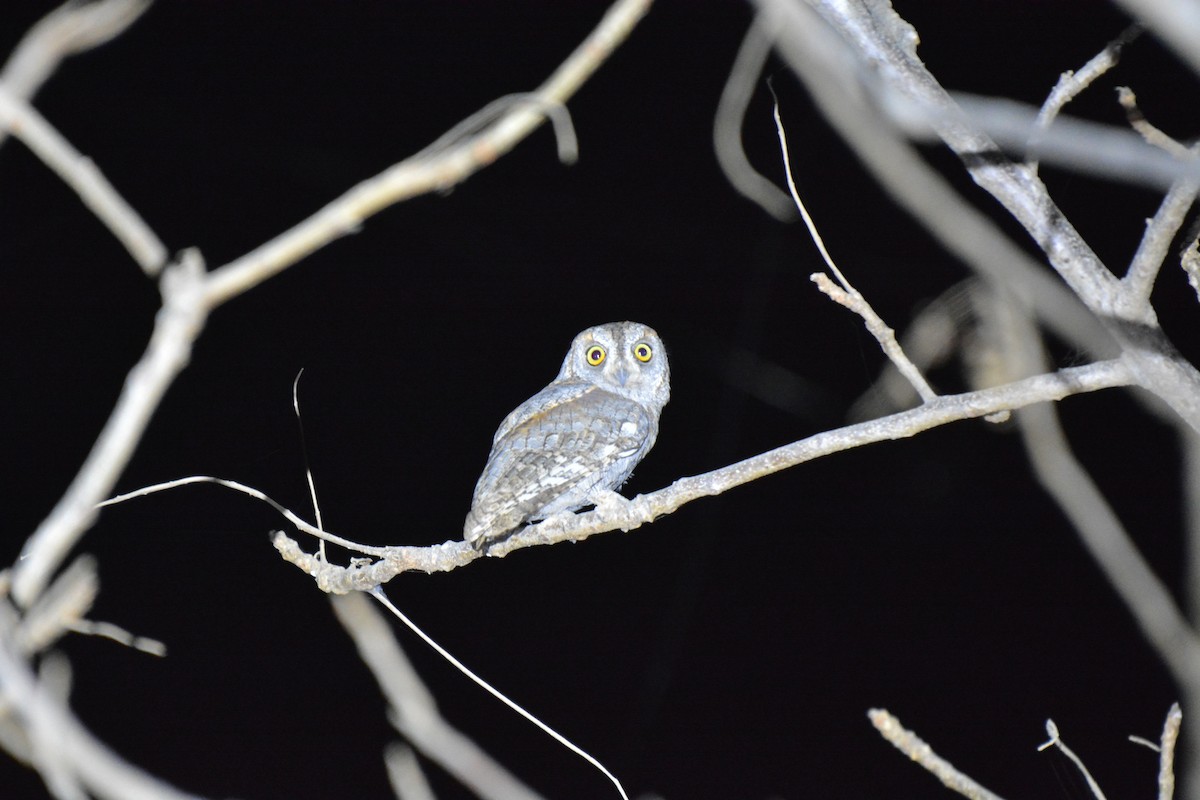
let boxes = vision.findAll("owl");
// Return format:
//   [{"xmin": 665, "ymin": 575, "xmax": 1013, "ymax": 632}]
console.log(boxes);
[{"xmin": 463, "ymin": 321, "xmax": 671, "ymax": 550}]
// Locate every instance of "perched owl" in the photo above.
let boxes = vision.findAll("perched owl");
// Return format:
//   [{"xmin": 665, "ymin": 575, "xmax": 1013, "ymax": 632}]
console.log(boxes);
[{"xmin": 463, "ymin": 321, "xmax": 671, "ymax": 549}]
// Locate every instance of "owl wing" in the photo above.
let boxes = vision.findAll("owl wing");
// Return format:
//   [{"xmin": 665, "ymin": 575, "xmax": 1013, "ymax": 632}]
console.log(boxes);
[
  {"xmin": 465, "ymin": 382, "xmax": 655, "ymax": 546},
  {"xmin": 491, "ymin": 381, "xmax": 595, "ymax": 445}
]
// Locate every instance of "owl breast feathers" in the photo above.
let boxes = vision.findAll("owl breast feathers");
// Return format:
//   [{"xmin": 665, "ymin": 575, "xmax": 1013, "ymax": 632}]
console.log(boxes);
[{"xmin": 464, "ymin": 321, "xmax": 670, "ymax": 549}]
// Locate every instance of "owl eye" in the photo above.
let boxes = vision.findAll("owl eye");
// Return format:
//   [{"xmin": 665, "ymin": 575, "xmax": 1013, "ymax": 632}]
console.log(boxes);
[
  {"xmin": 632, "ymin": 341, "xmax": 653, "ymax": 363},
  {"xmin": 585, "ymin": 344, "xmax": 607, "ymax": 366}
]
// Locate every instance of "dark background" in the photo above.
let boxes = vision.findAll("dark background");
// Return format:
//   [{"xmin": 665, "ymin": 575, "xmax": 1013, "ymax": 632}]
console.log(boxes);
[{"xmin": 2, "ymin": 1, "xmax": 1196, "ymax": 798}]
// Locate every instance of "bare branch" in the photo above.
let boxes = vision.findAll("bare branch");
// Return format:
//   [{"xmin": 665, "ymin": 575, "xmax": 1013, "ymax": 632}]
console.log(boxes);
[
  {"xmin": 1117, "ymin": 87, "xmax": 1200, "ymax": 311},
  {"xmin": 1110, "ymin": 0, "xmax": 1200, "ymax": 79},
  {"xmin": 1016, "ymin": 370, "xmax": 1200, "ymax": 691},
  {"xmin": 0, "ymin": 645, "xmax": 204, "ymax": 800},
  {"xmin": 770, "ymin": 93, "xmax": 937, "ymax": 402},
  {"xmin": 99, "ymin": 475, "xmax": 392, "ymax": 556},
  {"xmin": 1158, "ymin": 703, "xmax": 1182, "ymax": 800},
  {"xmin": 762, "ymin": 0, "xmax": 1200, "ymax": 431},
  {"xmin": 13, "ymin": 251, "xmax": 207, "ymax": 607},
  {"xmin": 330, "ymin": 592, "xmax": 548, "ymax": 800},
  {"xmin": 868, "ymin": 709, "xmax": 1007, "ymax": 800},
  {"xmin": 1037, "ymin": 720, "xmax": 1108, "ymax": 800},
  {"xmin": 752, "ymin": 1, "xmax": 1115, "ymax": 367},
  {"xmin": 1117, "ymin": 86, "xmax": 1193, "ymax": 160},
  {"xmin": 15, "ymin": 557, "xmax": 97, "ymax": 656},
  {"xmin": 1125, "ymin": 168, "xmax": 1199, "ymax": 311},
  {"xmin": 201, "ymin": 0, "xmax": 653, "ymax": 309},
  {"xmin": 1029, "ymin": 25, "xmax": 1140, "ymax": 174},
  {"xmin": 714, "ymin": 17, "xmax": 796, "ymax": 221},
  {"xmin": 1183, "ymin": 237, "xmax": 1200, "ymax": 305},
  {"xmin": 384, "ymin": 744, "xmax": 436, "ymax": 800},
  {"xmin": 810, "ymin": 272, "xmax": 937, "ymax": 401},
  {"xmin": 0, "ymin": 0, "xmax": 151, "ymax": 104},
  {"xmin": 269, "ymin": 359, "xmax": 1131, "ymax": 591},
  {"xmin": 0, "ymin": 82, "xmax": 167, "ymax": 274}
]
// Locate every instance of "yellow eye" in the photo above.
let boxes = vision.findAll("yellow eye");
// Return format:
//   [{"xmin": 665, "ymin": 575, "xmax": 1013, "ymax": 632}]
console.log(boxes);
[
  {"xmin": 632, "ymin": 341, "xmax": 653, "ymax": 363},
  {"xmin": 585, "ymin": 344, "xmax": 606, "ymax": 366}
]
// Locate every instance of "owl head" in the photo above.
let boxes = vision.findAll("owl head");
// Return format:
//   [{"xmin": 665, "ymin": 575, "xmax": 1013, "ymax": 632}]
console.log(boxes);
[{"xmin": 558, "ymin": 321, "xmax": 671, "ymax": 412}]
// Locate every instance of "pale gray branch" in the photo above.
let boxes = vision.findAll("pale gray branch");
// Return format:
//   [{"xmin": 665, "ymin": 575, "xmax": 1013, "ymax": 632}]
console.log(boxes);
[
  {"xmin": 770, "ymin": 92, "xmax": 937, "ymax": 401},
  {"xmin": 748, "ymin": 4, "xmax": 1115, "ymax": 367},
  {"xmin": 714, "ymin": 18, "xmax": 797, "ymax": 221},
  {"xmin": 0, "ymin": 642, "xmax": 204, "ymax": 800},
  {"xmin": 1117, "ymin": 86, "xmax": 1194, "ymax": 161},
  {"xmin": 330, "ymin": 592, "xmax": 546, "ymax": 800},
  {"xmin": 762, "ymin": 0, "xmax": 1200, "ymax": 432},
  {"xmin": 0, "ymin": 0, "xmax": 151, "ymax": 116},
  {"xmin": 0, "ymin": 83, "xmax": 167, "ymax": 273},
  {"xmin": 1118, "ymin": 87, "xmax": 1200, "ymax": 311},
  {"xmin": 869, "ymin": 709, "xmax": 1007, "ymax": 800},
  {"xmin": 1125, "ymin": 166, "xmax": 1199, "ymax": 311},
  {"xmin": 1110, "ymin": 0, "xmax": 1200, "ymax": 79},
  {"xmin": 384, "ymin": 744, "xmax": 436, "ymax": 800},
  {"xmin": 274, "ymin": 360, "xmax": 1131, "ymax": 592},
  {"xmin": 1028, "ymin": 26, "xmax": 1138, "ymax": 175},
  {"xmin": 941, "ymin": 93, "xmax": 1200, "ymax": 195},
  {"xmin": 1159, "ymin": 703, "xmax": 1183, "ymax": 800},
  {"xmin": 1037, "ymin": 720, "xmax": 1108, "ymax": 800},
  {"xmin": 13, "ymin": 252, "xmax": 207, "ymax": 607},
  {"xmin": 201, "ymin": 0, "xmax": 653, "ymax": 309}
]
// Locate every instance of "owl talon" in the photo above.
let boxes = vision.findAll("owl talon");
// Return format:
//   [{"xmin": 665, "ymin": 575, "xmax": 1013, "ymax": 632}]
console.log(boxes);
[{"xmin": 589, "ymin": 489, "xmax": 630, "ymax": 518}]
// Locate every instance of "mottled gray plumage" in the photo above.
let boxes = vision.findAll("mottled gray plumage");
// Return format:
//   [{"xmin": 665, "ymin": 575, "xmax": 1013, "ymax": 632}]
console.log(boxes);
[{"xmin": 464, "ymin": 321, "xmax": 670, "ymax": 549}]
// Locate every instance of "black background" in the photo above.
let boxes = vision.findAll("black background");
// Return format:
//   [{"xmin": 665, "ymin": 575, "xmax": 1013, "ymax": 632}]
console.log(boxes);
[{"xmin": 2, "ymin": 1, "xmax": 1197, "ymax": 798}]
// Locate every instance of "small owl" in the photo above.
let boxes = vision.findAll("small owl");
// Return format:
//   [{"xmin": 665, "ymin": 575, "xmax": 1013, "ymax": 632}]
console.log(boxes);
[{"xmin": 463, "ymin": 321, "xmax": 670, "ymax": 549}]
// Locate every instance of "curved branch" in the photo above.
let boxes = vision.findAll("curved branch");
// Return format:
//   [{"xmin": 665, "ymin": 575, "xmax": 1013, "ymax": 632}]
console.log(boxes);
[
  {"xmin": 759, "ymin": 0, "xmax": 1200, "ymax": 433},
  {"xmin": 272, "ymin": 360, "xmax": 1131, "ymax": 593},
  {"xmin": 201, "ymin": 0, "xmax": 653, "ymax": 309}
]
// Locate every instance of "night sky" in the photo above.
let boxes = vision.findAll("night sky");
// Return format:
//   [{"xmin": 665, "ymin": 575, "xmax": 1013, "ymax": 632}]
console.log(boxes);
[{"xmin": 3, "ymin": 2, "xmax": 1198, "ymax": 798}]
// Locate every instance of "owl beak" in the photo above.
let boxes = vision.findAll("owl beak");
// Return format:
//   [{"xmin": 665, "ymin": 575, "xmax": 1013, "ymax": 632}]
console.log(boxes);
[{"xmin": 614, "ymin": 366, "xmax": 630, "ymax": 387}]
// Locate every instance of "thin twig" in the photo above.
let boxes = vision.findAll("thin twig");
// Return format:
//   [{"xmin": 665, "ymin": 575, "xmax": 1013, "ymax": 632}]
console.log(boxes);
[
  {"xmin": 1116, "ymin": 86, "xmax": 1193, "ymax": 160},
  {"xmin": 1123, "ymin": 168, "xmax": 1199, "ymax": 313},
  {"xmin": 330, "ymin": 591, "xmax": 548, "ymax": 800},
  {"xmin": 770, "ymin": 93, "xmax": 937, "ymax": 403},
  {"xmin": 1037, "ymin": 720, "xmax": 1107, "ymax": 800},
  {"xmin": 1116, "ymin": 87, "xmax": 1200, "ymax": 313},
  {"xmin": 369, "ymin": 589, "xmax": 630, "ymax": 800},
  {"xmin": 98, "ymin": 475, "xmax": 392, "ymax": 557},
  {"xmin": 868, "ymin": 709, "xmax": 1007, "ymax": 800},
  {"xmin": 0, "ymin": 82, "xmax": 167, "ymax": 273},
  {"xmin": 753, "ymin": 0, "xmax": 1115, "ymax": 365},
  {"xmin": 764, "ymin": 0, "xmax": 1200, "ymax": 430},
  {"xmin": 1028, "ymin": 25, "xmax": 1140, "ymax": 174}
]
